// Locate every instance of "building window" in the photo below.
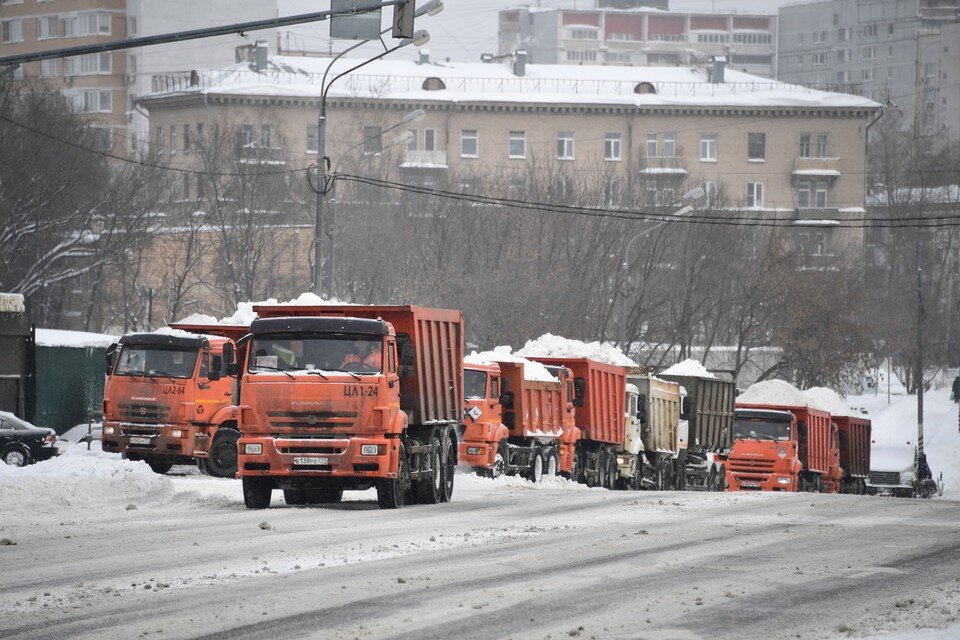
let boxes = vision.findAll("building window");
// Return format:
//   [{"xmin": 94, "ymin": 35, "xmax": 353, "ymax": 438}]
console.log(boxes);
[
  {"xmin": 604, "ymin": 133, "xmax": 621, "ymax": 161},
  {"xmin": 862, "ymin": 45, "xmax": 876, "ymax": 60},
  {"xmin": 306, "ymin": 124, "xmax": 318, "ymax": 153},
  {"xmin": 37, "ymin": 16, "xmax": 59, "ymax": 40},
  {"xmin": 797, "ymin": 181, "xmax": 811, "ymax": 208},
  {"xmin": 39, "ymin": 58, "xmax": 60, "ymax": 78},
  {"xmin": 156, "ymin": 126, "xmax": 163, "ymax": 150},
  {"xmin": 837, "ymin": 70, "xmax": 850, "ymax": 83},
  {"xmin": 815, "ymin": 181, "xmax": 828, "ymax": 208},
  {"xmin": 407, "ymin": 129, "xmax": 418, "ymax": 151},
  {"xmin": 241, "ymin": 123, "xmax": 254, "ymax": 146},
  {"xmin": 812, "ymin": 30, "xmax": 827, "ymax": 44},
  {"xmin": 605, "ymin": 178, "xmax": 621, "ymax": 207},
  {"xmin": 561, "ymin": 178, "xmax": 574, "ymax": 200},
  {"xmin": 557, "ymin": 132, "xmax": 574, "ymax": 160},
  {"xmin": 813, "ymin": 52, "xmax": 827, "ymax": 65},
  {"xmin": 2, "ymin": 19, "xmax": 23, "ymax": 43},
  {"xmin": 799, "ymin": 134, "xmax": 810, "ymax": 157},
  {"xmin": 568, "ymin": 28, "xmax": 599, "ymax": 40},
  {"xmin": 747, "ymin": 182, "xmax": 764, "ymax": 208},
  {"xmin": 79, "ymin": 90, "xmax": 111, "ymax": 114},
  {"xmin": 65, "ymin": 12, "xmax": 111, "ymax": 37},
  {"xmin": 861, "ymin": 68, "xmax": 876, "ymax": 81},
  {"xmin": 183, "ymin": 124, "xmax": 191, "ymax": 153},
  {"xmin": 566, "ymin": 50, "xmax": 598, "ymax": 62},
  {"xmin": 838, "ymin": 27, "xmax": 851, "ymax": 41},
  {"xmin": 816, "ymin": 134, "xmax": 828, "ymax": 157},
  {"xmin": 460, "ymin": 129, "xmax": 478, "ymax": 157},
  {"xmin": 700, "ymin": 133, "xmax": 717, "ymax": 161},
  {"xmin": 747, "ymin": 133, "xmax": 765, "ymax": 161},
  {"xmin": 259, "ymin": 124, "xmax": 271, "ymax": 148},
  {"xmin": 697, "ymin": 33, "xmax": 729, "ymax": 44},
  {"xmin": 508, "ymin": 131, "xmax": 526, "ymax": 158},
  {"xmin": 196, "ymin": 122, "xmax": 204, "ymax": 146},
  {"xmin": 662, "ymin": 133, "xmax": 676, "ymax": 157},
  {"xmin": 703, "ymin": 181, "xmax": 717, "ymax": 207},
  {"xmin": 839, "ymin": 49, "xmax": 851, "ymax": 62},
  {"xmin": 862, "ymin": 24, "xmax": 878, "ymax": 37},
  {"xmin": 363, "ymin": 125, "xmax": 382, "ymax": 155},
  {"xmin": 798, "ymin": 33, "xmax": 804, "ymax": 46},
  {"xmin": 733, "ymin": 33, "xmax": 772, "ymax": 45},
  {"xmin": 128, "ymin": 17, "xmax": 138, "ymax": 36},
  {"xmin": 424, "ymin": 128, "xmax": 436, "ymax": 152},
  {"xmin": 170, "ymin": 125, "xmax": 177, "ymax": 154},
  {"xmin": 646, "ymin": 133, "xmax": 658, "ymax": 158},
  {"xmin": 183, "ymin": 174, "xmax": 190, "ymax": 199}
]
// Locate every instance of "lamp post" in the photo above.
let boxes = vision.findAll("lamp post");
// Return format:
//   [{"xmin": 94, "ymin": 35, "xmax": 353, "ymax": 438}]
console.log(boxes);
[
  {"xmin": 619, "ymin": 186, "xmax": 705, "ymax": 346},
  {"xmin": 313, "ymin": 2, "xmax": 443, "ymax": 297}
]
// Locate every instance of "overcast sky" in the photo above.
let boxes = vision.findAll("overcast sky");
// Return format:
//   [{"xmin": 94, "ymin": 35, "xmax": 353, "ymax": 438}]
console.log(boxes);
[{"xmin": 276, "ymin": 0, "xmax": 811, "ymax": 64}]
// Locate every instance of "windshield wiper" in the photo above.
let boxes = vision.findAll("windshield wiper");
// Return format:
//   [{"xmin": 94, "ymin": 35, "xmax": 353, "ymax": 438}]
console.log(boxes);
[
  {"xmin": 305, "ymin": 370, "xmax": 329, "ymax": 380},
  {"xmin": 149, "ymin": 370, "xmax": 178, "ymax": 382},
  {"xmin": 252, "ymin": 364, "xmax": 294, "ymax": 379}
]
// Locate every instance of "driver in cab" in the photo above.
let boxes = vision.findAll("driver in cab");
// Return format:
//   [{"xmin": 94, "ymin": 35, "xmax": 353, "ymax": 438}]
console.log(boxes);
[{"xmin": 340, "ymin": 340, "xmax": 382, "ymax": 372}]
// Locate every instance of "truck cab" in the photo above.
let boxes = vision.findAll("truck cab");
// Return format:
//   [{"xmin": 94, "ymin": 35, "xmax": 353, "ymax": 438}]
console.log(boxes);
[
  {"xmin": 726, "ymin": 408, "xmax": 801, "ymax": 491},
  {"xmin": 460, "ymin": 362, "xmax": 508, "ymax": 476},
  {"xmin": 102, "ymin": 331, "xmax": 238, "ymax": 476}
]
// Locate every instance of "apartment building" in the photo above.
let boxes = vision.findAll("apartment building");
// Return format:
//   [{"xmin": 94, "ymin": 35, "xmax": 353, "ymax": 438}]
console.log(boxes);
[
  {"xmin": 497, "ymin": 4, "xmax": 777, "ymax": 78},
  {"xmin": 0, "ymin": 0, "xmax": 277, "ymax": 154},
  {"xmin": 777, "ymin": 0, "xmax": 960, "ymax": 139}
]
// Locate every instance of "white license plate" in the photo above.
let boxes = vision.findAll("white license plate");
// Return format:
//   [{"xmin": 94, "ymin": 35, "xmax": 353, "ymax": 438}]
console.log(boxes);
[
  {"xmin": 741, "ymin": 482, "xmax": 761, "ymax": 488},
  {"xmin": 293, "ymin": 456, "xmax": 328, "ymax": 466},
  {"xmin": 130, "ymin": 436, "xmax": 152, "ymax": 445}
]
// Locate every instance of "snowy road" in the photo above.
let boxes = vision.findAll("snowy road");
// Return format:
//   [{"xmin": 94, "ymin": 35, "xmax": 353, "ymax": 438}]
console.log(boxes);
[{"xmin": 1, "ymin": 470, "xmax": 958, "ymax": 640}]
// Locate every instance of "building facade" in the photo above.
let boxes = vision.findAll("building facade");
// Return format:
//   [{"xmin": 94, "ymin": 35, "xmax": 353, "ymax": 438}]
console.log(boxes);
[
  {"xmin": 498, "ymin": 5, "xmax": 777, "ymax": 78},
  {"xmin": 777, "ymin": 0, "xmax": 960, "ymax": 139},
  {"xmin": 0, "ymin": 0, "xmax": 277, "ymax": 154}
]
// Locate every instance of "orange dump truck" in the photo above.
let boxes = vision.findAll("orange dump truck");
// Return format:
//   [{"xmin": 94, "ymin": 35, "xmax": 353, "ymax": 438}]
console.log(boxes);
[
  {"xmin": 102, "ymin": 324, "xmax": 246, "ymax": 476},
  {"xmin": 527, "ymin": 357, "xmax": 626, "ymax": 488},
  {"xmin": 727, "ymin": 404, "xmax": 838, "ymax": 492},
  {"xmin": 235, "ymin": 304, "xmax": 463, "ymax": 509},
  {"xmin": 835, "ymin": 415, "xmax": 871, "ymax": 494},
  {"xmin": 459, "ymin": 356, "xmax": 576, "ymax": 481}
]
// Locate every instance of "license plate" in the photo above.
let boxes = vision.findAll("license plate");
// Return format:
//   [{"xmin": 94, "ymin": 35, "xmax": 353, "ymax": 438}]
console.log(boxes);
[
  {"xmin": 130, "ymin": 436, "xmax": 152, "ymax": 445},
  {"xmin": 741, "ymin": 482, "xmax": 760, "ymax": 488},
  {"xmin": 293, "ymin": 456, "xmax": 328, "ymax": 465}
]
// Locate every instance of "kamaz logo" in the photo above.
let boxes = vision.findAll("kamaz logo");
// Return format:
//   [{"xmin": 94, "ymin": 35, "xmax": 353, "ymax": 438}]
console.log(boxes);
[
  {"xmin": 139, "ymin": 407, "xmax": 147, "ymax": 416},
  {"xmin": 307, "ymin": 415, "xmax": 318, "ymax": 425}
]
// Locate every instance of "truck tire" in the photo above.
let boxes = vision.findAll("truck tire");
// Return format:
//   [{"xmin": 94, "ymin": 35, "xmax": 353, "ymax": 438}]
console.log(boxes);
[
  {"xmin": 488, "ymin": 440, "xmax": 507, "ymax": 479},
  {"xmin": 2, "ymin": 446, "xmax": 31, "ymax": 467},
  {"xmin": 146, "ymin": 458, "xmax": 174, "ymax": 475},
  {"xmin": 527, "ymin": 450, "xmax": 544, "ymax": 483},
  {"xmin": 377, "ymin": 441, "xmax": 410, "ymax": 509},
  {"xmin": 284, "ymin": 489, "xmax": 306, "ymax": 506},
  {"xmin": 563, "ymin": 447, "xmax": 581, "ymax": 483},
  {"xmin": 716, "ymin": 465, "xmax": 726, "ymax": 491},
  {"xmin": 440, "ymin": 435, "xmax": 455, "ymax": 502},
  {"xmin": 243, "ymin": 477, "xmax": 272, "ymax": 509},
  {"xmin": 305, "ymin": 486, "xmax": 343, "ymax": 504},
  {"xmin": 414, "ymin": 436, "xmax": 443, "ymax": 505},
  {"xmin": 607, "ymin": 451, "xmax": 619, "ymax": 489},
  {"xmin": 205, "ymin": 429, "xmax": 239, "ymax": 478},
  {"xmin": 543, "ymin": 448, "xmax": 559, "ymax": 477}
]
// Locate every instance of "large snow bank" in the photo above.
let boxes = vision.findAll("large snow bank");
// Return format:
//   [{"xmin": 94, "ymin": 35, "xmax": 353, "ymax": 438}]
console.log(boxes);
[
  {"xmin": 35, "ymin": 328, "xmax": 117, "ymax": 349},
  {"xmin": 465, "ymin": 346, "xmax": 557, "ymax": 382},
  {"xmin": 803, "ymin": 387, "xmax": 853, "ymax": 417},
  {"xmin": 660, "ymin": 359, "xmax": 715, "ymax": 379},
  {"xmin": 175, "ymin": 293, "xmax": 356, "ymax": 327},
  {"xmin": 737, "ymin": 379, "xmax": 822, "ymax": 409},
  {"xmin": 517, "ymin": 333, "xmax": 637, "ymax": 367}
]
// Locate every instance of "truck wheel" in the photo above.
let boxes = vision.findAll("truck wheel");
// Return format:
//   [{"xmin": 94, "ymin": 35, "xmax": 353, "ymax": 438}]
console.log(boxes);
[
  {"xmin": 562, "ymin": 447, "xmax": 581, "ymax": 482},
  {"xmin": 205, "ymin": 429, "xmax": 239, "ymax": 478},
  {"xmin": 543, "ymin": 448, "xmax": 559, "ymax": 477},
  {"xmin": 2, "ymin": 446, "xmax": 31, "ymax": 467},
  {"xmin": 243, "ymin": 477, "xmax": 272, "ymax": 509},
  {"xmin": 146, "ymin": 458, "xmax": 174, "ymax": 475},
  {"xmin": 284, "ymin": 489, "xmax": 307, "ymax": 505},
  {"xmin": 440, "ymin": 436, "xmax": 455, "ymax": 502},
  {"xmin": 716, "ymin": 466, "xmax": 726, "ymax": 491},
  {"xmin": 490, "ymin": 441, "xmax": 507, "ymax": 479},
  {"xmin": 377, "ymin": 442, "xmax": 410, "ymax": 509},
  {"xmin": 414, "ymin": 437, "xmax": 443, "ymax": 505},
  {"xmin": 607, "ymin": 452, "xmax": 619, "ymax": 489},
  {"xmin": 527, "ymin": 450, "xmax": 544, "ymax": 483}
]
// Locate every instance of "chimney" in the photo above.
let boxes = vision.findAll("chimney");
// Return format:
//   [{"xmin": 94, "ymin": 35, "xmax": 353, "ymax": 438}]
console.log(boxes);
[
  {"xmin": 255, "ymin": 40, "xmax": 268, "ymax": 72},
  {"xmin": 513, "ymin": 50, "xmax": 527, "ymax": 77},
  {"xmin": 709, "ymin": 55, "xmax": 726, "ymax": 84},
  {"xmin": 419, "ymin": 49, "xmax": 430, "ymax": 65}
]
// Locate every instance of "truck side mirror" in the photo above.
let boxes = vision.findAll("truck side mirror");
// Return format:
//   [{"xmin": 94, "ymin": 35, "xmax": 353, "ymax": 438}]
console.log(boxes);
[
  {"xmin": 396, "ymin": 334, "xmax": 415, "ymax": 378},
  {"xmin": 222, "ymin": 342, "xmax": 234, "ymax": 366},
  {"xmin": 208, "ymin": 355, "xmax": 223, "ymax": 381},
  {"xmin": 573, "ymin": 377, "xmax": 586, "ymax": 408},
  {"xmin": 681, "ymin": 396, "xmax": 691, "ymax": 420},
  {"xmin": 105, "ymin": 343, "xmax": 117, "ymax": 373},
  {"xmin": 637, "ymin": 393, "xmax": 647, "ymax": 424}
]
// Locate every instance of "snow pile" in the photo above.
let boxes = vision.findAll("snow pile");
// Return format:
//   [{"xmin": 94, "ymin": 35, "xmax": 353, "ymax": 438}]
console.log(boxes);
[
  {"xmin": 517, "ymin": 333, "xmax": 637, "ymax": 367},
  {"xmin": 0, "ymin": 447, "xmax": 171, "ymax": 516},
  {"xmin": 660, "ymin": 359, "xmax": 715, "ymax": 379},
  {"xmin": 465, "ymin": 346, "xmax": 558, "ymax": 382},
  {"xmin": 803, "ymin": 387, "xmax": 854, "ymax": 418},
  {"xmin": 152, "ymin": 326, "xmax": 206, "ymax": 339},
  {"xmin": 35, "ymin": 328, "xmax": 117, "ymax": 349},
  {"xmin": 737, "ymin": 379, "xmax": 821, "ymax": 409},
  {"xmin": 175, "ymin": 293, "xmax": 356, "ymax": 327}
]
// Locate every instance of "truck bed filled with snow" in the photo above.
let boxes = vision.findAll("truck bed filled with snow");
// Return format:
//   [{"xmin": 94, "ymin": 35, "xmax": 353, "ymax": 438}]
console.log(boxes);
[
  {"xmin": 736, "ymin": 379, "xmax": 824, "ymax": 409},
  {"xmin": 517, "ymin": 333, "xmax": 637, "ymax": 367},
  {"xmin": 465, "ymin": 346, "xmax": 557, "ymax": 382},
  {"xmin": 660, "ymin": 358, "xmax": 716, "ymax": 379}
]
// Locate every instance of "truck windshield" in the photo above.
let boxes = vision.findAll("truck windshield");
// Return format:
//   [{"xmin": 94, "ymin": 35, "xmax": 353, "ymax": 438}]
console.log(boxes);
[
  {"xmin": 249, "ymin": 334, "xmax": 383, "ymax": 374},
  {"xmin": 114, "ymin": 347, "xmax": 197, "ymax": 379},
  {"xmin": 464, "ymin": 369, "xmax": 487, "ymax": 400},
  {"xmin": 734, "ymin": 417, "xmax": 791, "ymax": 441}
]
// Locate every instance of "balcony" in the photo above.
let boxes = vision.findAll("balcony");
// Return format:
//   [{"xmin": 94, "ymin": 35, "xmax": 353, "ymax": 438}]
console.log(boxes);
[
  {"xmin": 237, "ymin": 145, "xmax": 286, "ymax": 165},
  {"xmin": 793, "ymin": 207, "xmax": 841, "ymax": 223},
  {"xmin": 399, "ymin": 150, "xmax": 448, "ymax": 170},
  {"xmin": 792, "ymin": 157, "xmax": 841, "ymax": 182},
  {"xmin": 638, "ymin": 155, "xmax": 687, "ymax": 177}
]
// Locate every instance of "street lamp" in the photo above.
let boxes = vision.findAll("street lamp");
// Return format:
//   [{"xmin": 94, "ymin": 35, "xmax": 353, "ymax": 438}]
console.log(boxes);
[
  {"xmin": 312, "ymin": 7, "xmax": 442, "ymax": 297},
  {"xmin": 619, "ymin": 186, "xmax": 705, "ymax": 345}
]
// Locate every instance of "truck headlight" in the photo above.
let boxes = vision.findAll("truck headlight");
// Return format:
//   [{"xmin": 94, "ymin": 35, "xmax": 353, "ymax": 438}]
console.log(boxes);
[
  {"xmin": 103, "ymin": 426, "xmax": 115, "ymax": 435},
  {"xmin": 466, "ymin": 446, "xmax": 482, "ymax": 455},
  {"xmin": 361, "ymin": 444, "xmax": 381, "ymax": 456},
  {"xmin": 777, "ymin": 476, "xmax": 791, "ymax": 485},
  {"xmin": 244, "ymin": 443, "xmax": 262, "ymax": 455},
  {"xmin": 170, "ymin": 429, "xmax": 183, "ymax": 438}
]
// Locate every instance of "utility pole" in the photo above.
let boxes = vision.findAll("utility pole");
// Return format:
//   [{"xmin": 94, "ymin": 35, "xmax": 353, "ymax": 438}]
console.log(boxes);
[{"xmin": 916, "ymin": 267, "xmax": 924, "ymax": 456}]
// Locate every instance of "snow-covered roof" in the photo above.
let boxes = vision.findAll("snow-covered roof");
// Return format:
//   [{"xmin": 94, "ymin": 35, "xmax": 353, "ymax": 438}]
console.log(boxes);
[
  {"xmin": 791, "ymin": 169, "xmax": 841, "ymax": 177},
  {"xmin": 517, "ymin": 333, "xmax": 637, "ymax": 367},
  {"xmin": 143, "ymin": 55, "xmax": 880, "ymax": 111},
  {"xmin": 35, "ymin": 328, "xmax": 117, "ymax": 349}
]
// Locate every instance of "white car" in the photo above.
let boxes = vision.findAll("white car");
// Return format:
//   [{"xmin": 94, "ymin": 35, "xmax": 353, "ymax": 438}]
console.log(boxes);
[{"xmin": 866, "ymin": 445, "xmax": 916, "ymax": 497}]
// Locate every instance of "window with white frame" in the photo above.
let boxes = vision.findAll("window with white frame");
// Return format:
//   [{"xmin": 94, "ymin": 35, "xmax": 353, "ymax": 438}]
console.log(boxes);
[
  {"xmin": 662, "ymin": 133, "xmax": 676, "ymax": 157},
  {"xmin": 697, "ymin": 33, "xmax": 728, "ymax": 43},
  {"xmin": 838, "ymin": 27, "xmax": 851, "ymax": 41},
  {"xmin": 424, "ymin": 128, "xmax": 436, "ymax": 152},
  {"xmin": 39, "ymin": 58, "xmax": 60, "ymax": 78},
  {"xmin": 813, "ymin": 51, "xmax": 827, "ymax": 65},
  {"xmin": 406, "ymin": 129, "xmax": 418, "ymax": 151},
  {"xmin": 2, "ymin": 19, "xmax": 23, "ymax": 43},
  {"xmin": 816, "ymin": 134, "xmax": 828, "ymax": 157},
  {"xmin": 65, "ymin": 12, "xmax": 111, "ymax": 37},
  {"xmin": 260, "ymin": 124, "xmax": 271, "ymax": 148},
  {"xmin": 700, "ymin": 133, "xmax": 717, "ymax": 161},
  {"xmin": 703, "ymin": 181, "xmax": 717, "ymax": 207},
  {"xmin": 363, "ymin": 125, "xmax": 382, "ymax": 155},
  {"xmin": 557, "ymin": 132, "xmax": 574, "ymax": 160},
  {"xmin": 567, "ymin": 27, "xmax": 599, "ymax": 40},
  {"xmin": 561, "ymin": 178, "xmax": 574, "ymax": 200},
  {"xmin": 838, "ymin": 49, "xmax": 851, "ymax": 62},
  {"xmin": 862, "ymin": 24, "xmax": 877, "ymax": 37},
  {"xmin": 241, "ymin": 123, "xmax": 254, "ymax": 146},
  {"xmin": 156, "ymin": 126, "xmax": 164, "ymax": 150},
  {"xmin": 747, "ymin": 132, "xmax": 765, "ymax": 161},
  {"xmin": 183, "ymin": 124, "xmax": 191, "ymax": 153},
  {"xmin": 746, "ymin": 182, "xmax": 764, "ymax": 208},
  {"xmin": 306, "ymin": 124, "xmax": 318, "ymax": 152},
  {"xmin": 79, "ymin": 90, "xmax": 111, "ymax": 113},
  {"xmin": 797, "ymin": 181, "xmax": 812, "ymax": 208},
  {"xmin": 733, "ymin": 33, "xmax": 771, "ymax": 44},
  {"xmin": 862, "ymin": 45, "xmax": 876, "ymax": 60},
  {"xmin": 170, "ymin": 125, "xmax": 177, "ymax": 154},
  {"xmin": 646, "ymin": 133, "xmax": 658, "ymax": 157},
  {"xmin": 460, "ymin": 129, "xmax": 478, "ymax": 157},
  {"xmin": 566, "ymin": 50, "xmax": 598, "ymax": 62},
  {"xmin": 37, "ymin": 16, "xmax": 58, "ymax": 40},
  {"xmin": 815, "ymin": 181, "xmax": 828, "ymax": 208},
  {"xmin": 604, "ymin": 132, "xmax": 621, "ymax": 161},
  {"xmin": 861, "ymin": 68, "xmax": 876, "ymax": 81},
  {"xmin": 508, "ymin": 131, "xmax": 526, "ymax": 158},
  {"xmin": 837, "ymin": 70, "xmax": 851, "ymax": 83}
]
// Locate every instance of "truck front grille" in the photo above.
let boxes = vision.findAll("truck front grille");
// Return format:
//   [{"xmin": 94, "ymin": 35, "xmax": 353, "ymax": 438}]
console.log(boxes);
[
  {"xmin": 728, "ymin": 458, "xmax": 776, "ymax": 473},
  {"xmin": 118, "ymin": 403, "xmax": 171, "ymax": 422},
  {"xmin": 869, "ymin": 471, "xmax": 901, "ymax": 485}
]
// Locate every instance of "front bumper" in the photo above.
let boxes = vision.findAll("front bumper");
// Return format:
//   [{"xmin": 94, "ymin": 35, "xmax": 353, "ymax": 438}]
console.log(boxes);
[
  {"xmin": 458, "ymin": 439, "xmax": 497, "ymax": 469},
  {"xmin": 238, "ymin": 435, "xmax": 398, "ymax": 479},
  {"xmin": 726, "ymin": 471, "xmax": 796, "ymax": 492},
  {"xmin": 100, "ymin": 422, "xmax": 202, "ymax": 458}
]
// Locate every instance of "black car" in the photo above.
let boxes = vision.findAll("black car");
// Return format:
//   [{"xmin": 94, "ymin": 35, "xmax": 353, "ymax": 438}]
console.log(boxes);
[{"xmin": 0, "ymin": 411, "xmax": 59, "ymax": 467}]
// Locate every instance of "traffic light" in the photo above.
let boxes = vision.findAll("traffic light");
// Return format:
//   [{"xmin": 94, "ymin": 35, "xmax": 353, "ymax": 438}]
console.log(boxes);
[{"xmin": 392, "ymin": 0, "xmax": 415, "ymax": 38}]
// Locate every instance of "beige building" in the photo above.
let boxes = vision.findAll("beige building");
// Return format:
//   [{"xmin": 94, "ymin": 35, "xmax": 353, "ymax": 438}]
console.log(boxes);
[{"xmin": 141, "ymin": 49, "xmax": 879, "ymax": 262}]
